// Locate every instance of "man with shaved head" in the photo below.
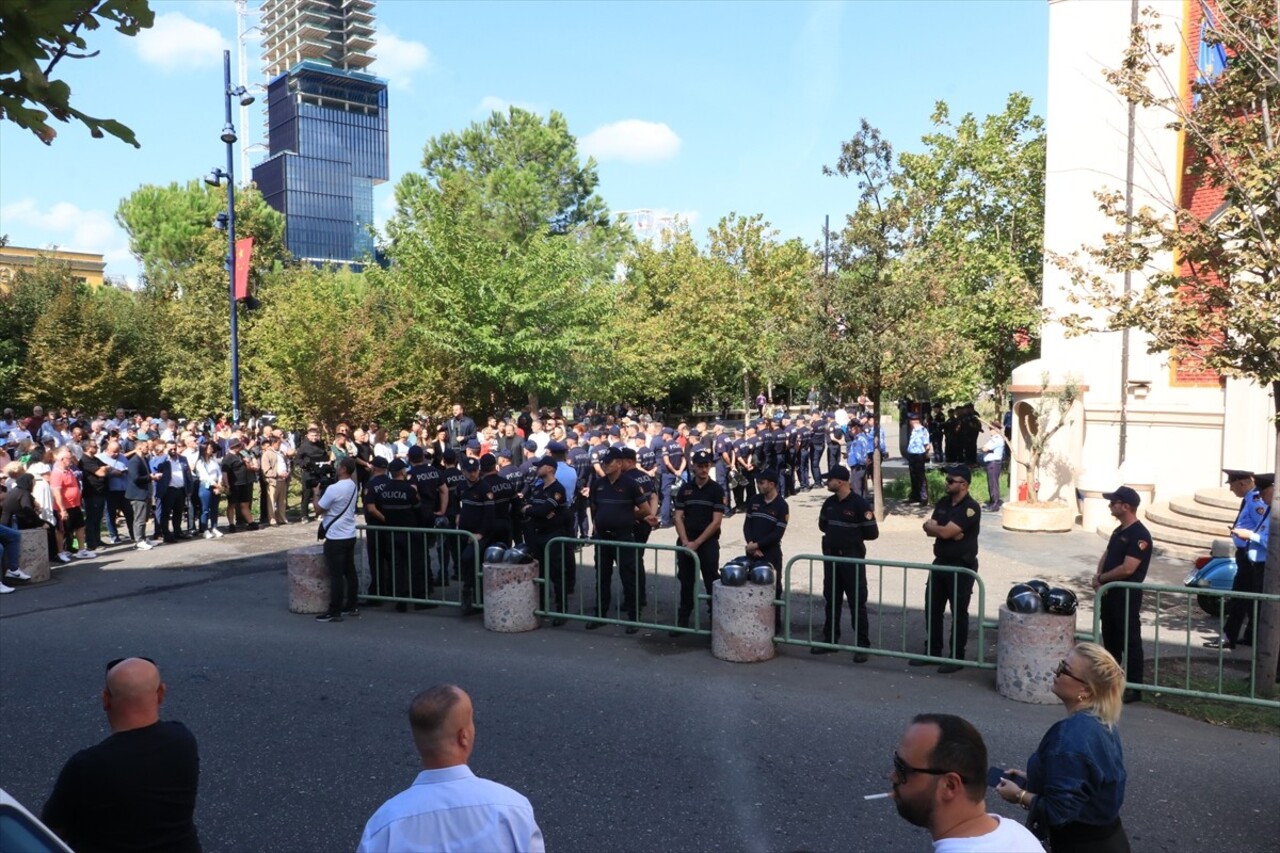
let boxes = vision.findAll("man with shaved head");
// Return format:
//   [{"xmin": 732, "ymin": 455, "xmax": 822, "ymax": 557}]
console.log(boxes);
[
  {"xmin": 358, "ymin": 684, "xmax": 543, "ymax": 852},
  {"xmin": 43, "ymin": 657, "xmax": 201, "ymax": 851}
]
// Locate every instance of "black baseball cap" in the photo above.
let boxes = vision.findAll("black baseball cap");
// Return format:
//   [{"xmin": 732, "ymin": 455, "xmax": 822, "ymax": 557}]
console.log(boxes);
[
  {"xmin": 388, "ymin": 459, "xmax": 408, "ymax": 473},
  {"xmin": 826, "ymin": 465, "xmax": 850, "ymax": 482},
  {"xmin": 1102, "ymin": 485, "xmax": 1141, "ymax": 508},
  {"xmin": 1254, "ymin": 473, "xmax": 1274, "ymax": 490},
  {"xmin": 756, "ymin": 467, "xmax": 779, "ymax": 483},
  {"xmin": 945, "ymin": 465, "xmax": 971, "ymax": 483},
  {"xmin": 690, "ymin": 449, "xmax": 713, "ymax": 465},
  {"xmin": 601, "ymin": 447, "xmax": 623, "ymax": 463},
  {"xmin": 407, "ymin": 445, "xmax": 425, "ymax": 461},
  {"xmin": 371, "ymin": 456, "xmax": 389, "ymax": 469},
  {"xmin": 461, "ymin": 458, "xmax": 479, "ymax": 472}
]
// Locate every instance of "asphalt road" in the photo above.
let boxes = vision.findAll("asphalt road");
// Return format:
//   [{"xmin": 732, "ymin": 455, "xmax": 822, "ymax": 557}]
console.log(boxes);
[{"xmin": 1, "ymin": 519, "xmax": 1277, "ymax": 853}]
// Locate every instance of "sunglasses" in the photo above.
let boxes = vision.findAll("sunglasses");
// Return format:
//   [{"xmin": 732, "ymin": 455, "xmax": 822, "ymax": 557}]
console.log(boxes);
[
  {"xmin": 893, "ymin": 751, "xmax": 962, "ymax": 782},
  {"xmin": 106, "ymin": 655, "xmax": 156, "ymax": 673},
  {"xmin": 1054, "ymin": 660, "xmax": 1084, "ymax": 682}
]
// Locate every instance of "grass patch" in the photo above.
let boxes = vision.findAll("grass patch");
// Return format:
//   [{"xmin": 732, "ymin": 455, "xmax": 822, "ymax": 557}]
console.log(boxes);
[
  {"xmin": 884, "ymin": 466, "xmax": 1009, "ymax": 504},
  {"xmin": 1141, "ymin": 660, "xmax": 1280, "ymax": 734}
]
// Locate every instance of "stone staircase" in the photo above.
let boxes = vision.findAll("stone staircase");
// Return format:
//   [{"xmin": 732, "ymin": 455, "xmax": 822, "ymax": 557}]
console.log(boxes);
[{"xmin": 1096, "ymin": 487, "xmax": 1236, "ymax": 560}]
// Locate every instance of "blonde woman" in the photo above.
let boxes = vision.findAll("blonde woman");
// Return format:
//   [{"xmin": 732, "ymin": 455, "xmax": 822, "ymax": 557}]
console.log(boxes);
[{"xmin": 996, "ymin": 642, "xmax": 1129, "ymax": 852}]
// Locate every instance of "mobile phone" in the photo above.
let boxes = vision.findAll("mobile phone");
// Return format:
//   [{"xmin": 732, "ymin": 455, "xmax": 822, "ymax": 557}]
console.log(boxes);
[{"xmin": 986, "ymin": 767, "xmax": 1006, "ymax": 787}]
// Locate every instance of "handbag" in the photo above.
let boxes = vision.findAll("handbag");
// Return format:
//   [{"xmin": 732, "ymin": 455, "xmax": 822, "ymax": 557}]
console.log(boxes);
[{"xmin": 317, "ymin": 483, "xmax": 356, "ymax": 541}]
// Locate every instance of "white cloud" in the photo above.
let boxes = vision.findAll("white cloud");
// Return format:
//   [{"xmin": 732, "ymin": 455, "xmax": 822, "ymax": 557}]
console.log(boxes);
[
  {"xmin": 475, "ymin": 96, "xmax": 543, "ymax": 116},
  {"xmin": 374, "ymin": 30, "xmax": 430, "ymax": 90},
  {"xmin": 135, "ymin": 12, "xmax": 228, "ymax": 71},
  {"xmin": 580, "ymin": 120, "xmax": 681, "ymax": 164},
  {"xmin": 0, "ymin": 198, "xmax": 138, "ymax": 284}
]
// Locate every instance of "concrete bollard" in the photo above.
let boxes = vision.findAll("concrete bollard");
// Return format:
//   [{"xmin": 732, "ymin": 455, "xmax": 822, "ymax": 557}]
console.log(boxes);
[
  {"xmin": 18, "ymin": 528, "xmax": 51, "ymax": 584},
  {"xmin": 287, "ymin": 545, "xmax": 329, "ymax": 614},
  {"xmin": 483, "ymin": 561, "xmax": 539, "ymax": 633},
  {"xmin": 996, "ymin": 604, "xmax": 1076, "ymax": 704},
  {"xmin": 711, "ymin": 581, "xmax": 775, "ymax": 663}
]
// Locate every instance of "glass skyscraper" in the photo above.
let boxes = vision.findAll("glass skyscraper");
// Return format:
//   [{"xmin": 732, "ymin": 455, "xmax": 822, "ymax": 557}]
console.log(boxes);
[{"xmin": 252, "ymin": 0, "xmax": 388, "ymax": 268}]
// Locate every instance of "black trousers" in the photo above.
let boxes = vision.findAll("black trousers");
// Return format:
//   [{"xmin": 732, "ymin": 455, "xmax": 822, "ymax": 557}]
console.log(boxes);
[
  {"xmin": 677, "ymin": 537, "xmax": 719, "ymax": 620},
  {"xmin": 366, "ymin": 527, "xmax": 392, "ymax": 596},
  {"xmin": 822, "ymin": 546, "xmax": 870, "ymax": 647},
  {"xmin": 826, "ymin": 445, "xmax": 841, "ymax": 473},
  {"xmin": 732, "ymin": 468, "xmax": 756, "ymax": 511},
  {"xmin": 907, "ymin": 452, "xmax": 928, "ymax": 503},
  {"xmin": 925, "ymin": 559, "xmax": 976, "ymax": 659},
  {"xmin": 530, "ymin": 533, "xmax": 573, "ymax": 611},
  {"xmin": 797, "ymin": 447, "xmax": 811, "ymax": 488},
  {"xmin": 1223, "ymin": 549, "xmax": 1262, "ymax": 644},
  {"xmin": 596, "ymin": 526, "xmax": 638, "ymax": 620},
  {"xmin": 160, "ymin": 488, "xmax": 186, "ymax": 538},
  {"xmin": 572, "ymin": 496, "xmax": 590, "ymax": 538},
  {"xmin": 808, "ymin": 446, "xmax": 823, "ymax": 485},
  {"xmin": 1100, "ymin": 585, "xmax": 1144, "ymax": 685},
  {"xmin": 301, "ymin": 478, "xmax": 319, "ymax": 519},
  {"xmin": 323, "ymin": 536, "xmax": 357, "ymax": 615}
]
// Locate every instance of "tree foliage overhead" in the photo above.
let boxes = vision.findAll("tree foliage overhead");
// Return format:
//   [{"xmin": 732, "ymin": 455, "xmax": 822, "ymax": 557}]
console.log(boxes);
[{"xmin": 0, "ymin": 0, "xmax": 154, "ymax": 146}]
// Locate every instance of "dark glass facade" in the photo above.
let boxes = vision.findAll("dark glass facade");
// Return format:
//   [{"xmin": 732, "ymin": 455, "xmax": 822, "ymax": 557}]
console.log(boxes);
[{"xmin": 252, "ymin": 62, "xmax": 387, "ymax": 267}]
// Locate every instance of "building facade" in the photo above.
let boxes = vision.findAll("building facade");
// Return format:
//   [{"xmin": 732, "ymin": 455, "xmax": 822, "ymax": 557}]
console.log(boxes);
[
  {"xmin": 251, "ymin": 0, "xmax": 387, "ymax": 267},
  {"xmin": 0, "ymin": 246, "xmax": 106, "ymax": 290},
  {"xmin": 1015, "ymin": 0, "xmax": 1275, "ymax": 544}
]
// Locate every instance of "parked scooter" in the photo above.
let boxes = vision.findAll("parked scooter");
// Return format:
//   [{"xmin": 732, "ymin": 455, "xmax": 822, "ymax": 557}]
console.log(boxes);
[{"xmin": 1184, "ymin": 538, "xmax": 1237, "ymax": 617}]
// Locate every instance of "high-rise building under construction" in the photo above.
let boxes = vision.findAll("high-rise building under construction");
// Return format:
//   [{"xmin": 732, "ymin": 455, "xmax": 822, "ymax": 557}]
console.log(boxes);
[{"xmin": 252, "ymin": 0, "xmax": 388, "ymax": 267}]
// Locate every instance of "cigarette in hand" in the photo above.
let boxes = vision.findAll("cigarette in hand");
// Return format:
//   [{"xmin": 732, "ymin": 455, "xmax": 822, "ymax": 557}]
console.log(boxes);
[{"xmin": 864, "ymin": 792, "xmax": 891, "ymax": 800}]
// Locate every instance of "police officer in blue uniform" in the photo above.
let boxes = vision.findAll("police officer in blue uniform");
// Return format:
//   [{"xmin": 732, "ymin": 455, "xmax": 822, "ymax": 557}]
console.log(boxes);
[
  {"xmin": 1210, "ymin": 470, "xmax": 1269, "ymax": 649},
  {"xmin": 659, "ymin": 428, "xmax": 685, "ymax": 528},
  {"xmin": 813, "ymin": 465, "xmax": 879, "ymax": 661},
  {"xmin": 673, "ymin": 449, "xmax": 726, "ymax": 631},
  {"xmin": 846, "ymin": 422, "xmax": 873, "ymax": 498},
  {"xmin": 905, "ymin": 412, "xmax": 933, "ymax": 505}
]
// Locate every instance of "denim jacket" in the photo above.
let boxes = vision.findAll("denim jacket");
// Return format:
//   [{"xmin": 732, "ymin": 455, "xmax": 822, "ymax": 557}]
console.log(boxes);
[{"xmin": 1027, "ymin": 711, "xmax": 1126, "ymax": 830}]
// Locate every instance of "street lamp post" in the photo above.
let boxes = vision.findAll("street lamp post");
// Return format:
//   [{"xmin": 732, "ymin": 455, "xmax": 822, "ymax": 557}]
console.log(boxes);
[{"xmin": 206, "ymin": 49, "xmax": 254, "ymax": 425}]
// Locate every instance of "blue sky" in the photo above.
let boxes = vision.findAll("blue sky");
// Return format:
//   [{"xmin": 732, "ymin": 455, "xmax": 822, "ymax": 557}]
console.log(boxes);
[{"xmin": 0, "ymin": 0, "xmax": 1048, "ymax": 280}]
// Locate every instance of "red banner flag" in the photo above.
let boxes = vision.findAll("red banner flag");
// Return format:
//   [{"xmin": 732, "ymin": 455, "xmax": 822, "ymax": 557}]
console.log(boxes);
[{"xmin": 234, "ymin": 237, "xmax": 253, "ymax": 300}]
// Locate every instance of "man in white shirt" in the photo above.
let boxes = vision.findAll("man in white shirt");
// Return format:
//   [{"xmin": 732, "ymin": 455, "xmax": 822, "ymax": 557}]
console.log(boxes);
[
  {"xmin": 358, "ymin": 685, "xmax": 544, "ymax": 853},
  {"xmin": 890, "ymin": 713, "xmax": 1042, "ymax": 852},
  {"xmin": 313, "ymin": 458, "xmax": 359, "ymax": 622}
]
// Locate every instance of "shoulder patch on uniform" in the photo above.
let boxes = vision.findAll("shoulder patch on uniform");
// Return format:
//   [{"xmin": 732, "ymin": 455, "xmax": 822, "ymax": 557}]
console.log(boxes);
[
  {"xmin": 966, "ymin": 508, "xmax": 975, "ymax": 517},
  {"xmin": 1258, "ymin": 506, "xmax": 1267, "ymax": 515},
  {"xmin": 865, "ymin": 511, "xmax": 874, "ymax": 520},
  {"xmin": 1137, "ymin": 540, "xmax": 1148, "ymax": 551}
]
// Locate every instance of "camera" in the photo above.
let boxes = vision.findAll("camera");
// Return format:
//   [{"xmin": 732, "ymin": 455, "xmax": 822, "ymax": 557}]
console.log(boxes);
[{"xmin": 311, "ymin": 461, "xmax": 338, "ymax": 494}]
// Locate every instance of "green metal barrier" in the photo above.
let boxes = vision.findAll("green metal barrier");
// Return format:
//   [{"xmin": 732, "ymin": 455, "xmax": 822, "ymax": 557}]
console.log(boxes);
[
  {"xmin": 536, "ymin": 536, "xmax": 710, "ymax": 635},
  {"xmin": 355, "ymin": 524, "xmax": 480, "ymax": 610},
  {"xmin": 778, "ymin": 554, "xmax": 994, "ymax": 670},
  {"xmin": 1093, "ymin": 581, "xmax": 1280, "ymax": 709}
]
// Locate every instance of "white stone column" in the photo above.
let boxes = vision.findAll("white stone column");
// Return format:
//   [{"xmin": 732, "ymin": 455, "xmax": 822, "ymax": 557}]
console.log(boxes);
[
  {"xmin": 483, "ymin": 561, "xmax": 539, "ymax": 633},
  {"xmin": 288, "ymin": 544, "xmax": 329, "ymax": 614},
  {"xmin": 996, "ymin": 605, "xmax": 1076, "ymax": 704},
  {"xmin": 711, "ymin": 581, "xmax": 775, "ymax": 663},
  {"xmin": 18, "ymin": 529, "xmax": 51, "ymax": 584}
]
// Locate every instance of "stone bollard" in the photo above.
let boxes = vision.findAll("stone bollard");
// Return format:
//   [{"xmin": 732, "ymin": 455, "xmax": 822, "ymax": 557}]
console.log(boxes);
[
  {"xmin": 996, "ymin": 604, "xmax": 1076, "ymax": 704},
  {"xmin": 711, "ymin": 581, "xmax": 775, "ymax": 663},
  {"xmin": 18, "ymin": 528, "xmax": 51, "ymax": 584},
  {"xmin": 483, "ymin": 561, "xmax": 539, "ymax": 633},
  {"xmin": 287, "ymin": 545, "xmax": 329, "ymax": 615}
]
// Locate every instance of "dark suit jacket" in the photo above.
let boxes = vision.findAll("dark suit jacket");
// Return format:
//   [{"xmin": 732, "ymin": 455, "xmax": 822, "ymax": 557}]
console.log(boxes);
[
  {"xmin": 125, "ymin": 453, "xmax": 153, "ymax": 501},
  {"xmin": 155, "ymin": 456, "xmax": 193, "ymax": 495}
]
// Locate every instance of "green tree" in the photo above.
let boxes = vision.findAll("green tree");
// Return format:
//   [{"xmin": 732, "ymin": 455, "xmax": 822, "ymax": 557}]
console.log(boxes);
[
  {"xmin": 0, "ymin": 0, "xmax": 154, "ymax": 146},
  {"xmin": 1056, "ymin": 0, "xmax": 1280, "ymax": 695},
  {"xmin": 899, "ymin": 93, "xmax": 1046, "ymax": 410},
  {"xmin": 116, "ymin": 179, "xmax": 287, "ymax": 415}
]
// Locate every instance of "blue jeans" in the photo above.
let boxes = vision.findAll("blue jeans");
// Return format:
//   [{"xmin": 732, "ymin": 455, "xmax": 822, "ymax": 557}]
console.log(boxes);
[
  {"xmin": 198, "ymin": 485, "xmax": 221, "ymax": 533},
  {"xmin": 0, "ymin": 523, "xmax": 21, "ymax": 573}
]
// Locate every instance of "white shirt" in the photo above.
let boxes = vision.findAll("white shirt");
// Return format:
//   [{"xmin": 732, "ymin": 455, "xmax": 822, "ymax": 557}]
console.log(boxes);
[
  {"xmin": 316, "ymin": 478, "xmax": 358, "ymax": 539},
  {"xmin": 529, "ymin": 431, "xmax": 550, "ymax": 456},
  {"xmin": 195, "ymin": 457, "xmax": 222, "ymax": 488},
  {"xmin": 357, "ymin": 765, "xmax": 544, "ymax": 853},
  {"xmin": 374, "ymin": 442, "xmax": 396, "ymax": 463},
  {"xmin": 167, "ymin": 456, "xmax": 186, "ymax": 489},
  {"xmin": 932, "ymin": 815, "xmax": 1043, "ymax": 852},
  {"xmin": 981, "ymin": 435, "xmax": 1004, "ymax": 464}
]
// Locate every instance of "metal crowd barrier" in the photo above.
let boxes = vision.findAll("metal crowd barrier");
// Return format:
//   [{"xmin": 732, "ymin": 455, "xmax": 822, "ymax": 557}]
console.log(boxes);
[
  {"xmin": 354, "ymin": 524, "xmax": 480, "ymax": 610},
  {"xmin": 1093, "ymin": 581, "xmax": 1280, "ymax": 709},
  {"xmin": 536, "ymin": 536, "xmax": 710, "ymax": 635},
  {"xmin": 777, "ymin": 555, "xmax": 994, "ymax": 670}
]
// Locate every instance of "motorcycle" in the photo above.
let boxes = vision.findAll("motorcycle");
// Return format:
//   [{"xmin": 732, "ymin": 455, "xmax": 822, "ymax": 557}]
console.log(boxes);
[{"xmin": 1184, "ymin": 538, "xmax": 1236, "ymax": 617}]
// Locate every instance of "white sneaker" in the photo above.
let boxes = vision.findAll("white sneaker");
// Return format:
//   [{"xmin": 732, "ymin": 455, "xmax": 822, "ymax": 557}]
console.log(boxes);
[
  {"xmin": 0, "ymin": 582, "xmax": 13, "ymax": 594},
  {"xmin": 57, "ymin": 552, "xmax": 73, "ymax": 563},
  {"xmin": 104, "ymin": 537, "xmax": 120, "ymax": 546},
  {"xmin": 75, "ymin": 550, "xmax": 97, "ymax": 559},
  {"xmin": 212, "ymin": 528, "xmax": 224, "ymax": 539},
  {"xmin": 203, "ymin": 531, "xmax": 214, "ymax": 540},
  {"xmin": 135, "ymin": 541, "xmax": 154, "ymax": 551},
  {"xmin": 5, "ymin": 568, "xmax": 32, "ymax": 581}
]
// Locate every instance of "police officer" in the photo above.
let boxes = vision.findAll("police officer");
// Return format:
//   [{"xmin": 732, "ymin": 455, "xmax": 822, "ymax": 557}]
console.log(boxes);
[
  {"xmin": 672, "ymin": 449, "xmax": 726, "ymax": 631},
  {"xmin": 407, "ymin": 445, "xmax": 449, "ymax": 589},
  {"xmin": 713, "ymin": 424, "xmax": 735, "ymax": 517},
  {"xmin": 621, "ymin": 446, "xmax": 659, "ymax": 614},
  {"xmin": 807, "ymin": 415, "xmax": 826, "ymax": 486},
  {"xmin": 588, "ymin": 447, "xmax": 651, "ymax": 631},
  {"xmin": 455, "ymin": 457, "xmax": 488, "ymax": 615},
  {"xmin": 826, "ymin": 416, "xmax": 846, "ymax": 476},
  {"xmin": 814, "ymin": 465, "xmax": 879, "ymax": 661},
  {"xmin": 437, "ymin": 449, "xmax": 466, "ymax": 584},
  {"xmin": 1208, "ymin": 470, "xmax": 1260, "ymax": 648},
  {"xmin": 361, "ymin": 456, "xmax": 392, "ymax": 601},
  {"xmin": 567, "ymin": 435, "xmax": 593, "ymax": 539},
  {"xmin": 1091, "ymin": 485, "xmax": 1153, "ymax": 703},
  {"xmin": 756, "ymin": 419, "xmax": 775, "ymax": 471},
  {"xmin": 846, "ymin": 421, "xmax": 873, "ymax": 498},
  {"xmin": 905, "ymin": 412, "xmax": 932, "ymax": 506},
  {"xmin": 914, "ymin": 465, "xmax": 981, "ymax": 673},
  {"xmin": 743, "ymin": 467, "xmax": 790, "ymax": 632},
  {"xmin": 479, "ymin": 453, "xmax": 517, "ymax": 550},
  {"xmin": 1218, "ymin": 472, "xmax": 1273, "ymax": 650},
  {"xmin": 794, "ymin": 416, "xmax": 813, "ymax": 492},
  {"xmin": 659, "ymin": 428, "xmax": 685, "ymax": 528},
  {"xmin": 522, "ymin": 455, "xmax": 572, "ymax": 623},
  {"xmin": 773, "ymin": 417, "xmax": 794, "ymax": 496},
  {"xmin": 378, "ymin": 459, "xmax": 427, "ymax": 611}
]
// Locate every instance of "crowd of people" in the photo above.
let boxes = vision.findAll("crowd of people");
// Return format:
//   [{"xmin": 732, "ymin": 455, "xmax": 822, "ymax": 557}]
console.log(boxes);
[{"xmin": 39, "ymin": 642, "xmax": 1134, "ymax": 852}]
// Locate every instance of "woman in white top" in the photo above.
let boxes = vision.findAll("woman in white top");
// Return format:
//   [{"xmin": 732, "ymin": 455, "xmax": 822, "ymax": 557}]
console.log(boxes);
[{"xmin": 194, "ymin": 442, "xmax": 226, "ymax": 539}]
